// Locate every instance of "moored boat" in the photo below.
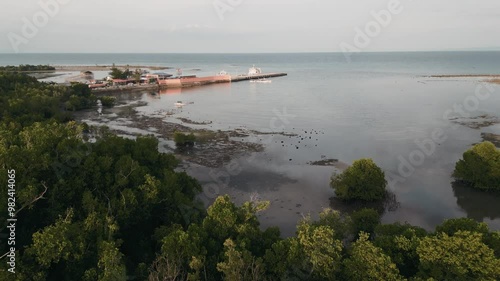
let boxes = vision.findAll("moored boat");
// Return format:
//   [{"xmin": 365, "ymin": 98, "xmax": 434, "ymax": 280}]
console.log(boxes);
[{"xmin": 250, "ymin": 78, "xmax": 272, "ymax": 83}]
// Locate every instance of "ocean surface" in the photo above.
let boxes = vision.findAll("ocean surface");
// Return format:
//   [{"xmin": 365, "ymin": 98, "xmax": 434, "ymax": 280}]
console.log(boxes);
[{"xmin": 2, "ymin": 52, "xmax": 500, "ymax": 236}]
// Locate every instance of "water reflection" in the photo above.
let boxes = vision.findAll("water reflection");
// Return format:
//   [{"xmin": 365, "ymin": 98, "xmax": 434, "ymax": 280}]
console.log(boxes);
[
  {"xmin": 159, "ymin": 88, "xmax": 182, "ymax": 95},
  {"xmin": 453, "ymin": 182, "xmax": 500, "ymax": 221},
  {"xmin": 329, "ymin": 191, "xmax": 400, "ymax": 216}
]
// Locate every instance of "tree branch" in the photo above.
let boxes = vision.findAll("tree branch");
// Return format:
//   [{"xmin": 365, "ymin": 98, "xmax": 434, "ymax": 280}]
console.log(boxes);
[{"xmin": 14, "ymin": 183, "xmax": 49, "ymax": 217}]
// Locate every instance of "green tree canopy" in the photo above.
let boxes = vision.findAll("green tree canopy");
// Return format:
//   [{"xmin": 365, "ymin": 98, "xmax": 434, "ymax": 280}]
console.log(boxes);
[
  {"xmin": 331, "ymin": 158, "xmax": 388, "ymax": 201},
  {"xmin": 288, "ymin": 218, "xmax": 343, "ymax": 280},
  {"xmin": 417, "ymin": 231, "xmax": 500, "ymax": 280},
  {"xmin": 109, "ymin": 66, "xmax": 131, "ymax": 80},
  {"xmin": 217, "ymin": 238, "xmax": 265, "ymax": 281},
  {"xmin": 453, "ymin": 141, "xmax": 500, "ymax": 190},
  {"xmin": 435, "ymin": 218, "xmax": 500, "ymax": 258},
  {"xmin": 373, "ymin": 223, "xmax": 427, "ymax": 278},
  {"xmin": 0, "ymin": 64, "xmax": 55, "ymax": 72},
  {"xmin": 344, "ymin": 232, "xmax": 405, "ymax": 281},
  {"xmin": 351, "ymin": 208, "xmax": 380, "ymax": 238}
]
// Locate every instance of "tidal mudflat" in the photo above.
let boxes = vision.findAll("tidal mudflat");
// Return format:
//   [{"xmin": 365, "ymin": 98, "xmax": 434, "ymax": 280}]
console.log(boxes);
[{"xmin": 74, "ymin": 73, "xmax": 500, "ymax": 237}]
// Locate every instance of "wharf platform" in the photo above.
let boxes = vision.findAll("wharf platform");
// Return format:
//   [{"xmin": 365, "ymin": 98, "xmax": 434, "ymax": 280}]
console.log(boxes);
[
  {"xmin": 91, "ymin": 72, "xmax": 287, "ymax": 94},
  {"xmin": 157, "ymin": 72, "xmax": 287, "ymax": 88},
  {"xmin": 231, "ymin": 73, "xmax": 288, "ymax": 82}
]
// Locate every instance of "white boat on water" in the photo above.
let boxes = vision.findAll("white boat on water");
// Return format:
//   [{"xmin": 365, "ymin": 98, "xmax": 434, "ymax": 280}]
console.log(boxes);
[
  {"xmin": 248, "ymin": 65, "xmax": 262, "ymax": 76},
  {"xmin": 175, "ymin": 101, "xmax": 186, "ymax": 107},
  {"xmin": 250, "ymin": 78, "xmax": 272, "ymax": 83}
]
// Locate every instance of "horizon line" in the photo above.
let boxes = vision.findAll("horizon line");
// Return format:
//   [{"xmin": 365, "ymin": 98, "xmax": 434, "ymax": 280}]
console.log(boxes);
[{"xmin": 1, "ymin": 50, "xmax": 500, "ymax": 55}]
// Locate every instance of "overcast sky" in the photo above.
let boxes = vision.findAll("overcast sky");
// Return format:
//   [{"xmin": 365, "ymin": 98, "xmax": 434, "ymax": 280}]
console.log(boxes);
[{"xmin": 1, "ymin": 0, "xmax": 499, "ymax": 53}]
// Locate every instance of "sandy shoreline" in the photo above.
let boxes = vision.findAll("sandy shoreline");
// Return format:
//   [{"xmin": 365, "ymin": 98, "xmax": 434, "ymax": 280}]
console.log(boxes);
[
  {"xmin": 428, "ymin": 74, "xmax": 500, "ymax": 78},
  {"xmin": 426, "ymin": 74, "xmax": 500, "ymax": 85}
]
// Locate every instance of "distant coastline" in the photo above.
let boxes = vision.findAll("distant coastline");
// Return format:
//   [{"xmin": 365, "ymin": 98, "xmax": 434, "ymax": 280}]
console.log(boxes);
[
  {"xmin": 52, "ymin": 65, "xmax": 173, "ymax": 71},
  {"xmin": 426, "ymin": 74, "xmax": 500, "ymax": 84}
]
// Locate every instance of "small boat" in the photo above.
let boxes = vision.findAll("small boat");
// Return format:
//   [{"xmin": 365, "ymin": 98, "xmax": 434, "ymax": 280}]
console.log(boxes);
[
  {"xmin": 250, "ymin": 78, "xmax": 272, "ymax": 83},
  {"xmin": 248, "ymin": 65, "xmax": 262, "ymax": 75},
  {"xmin": 175, "ymin": 101, "xmax": 186, "ymax": 107}
]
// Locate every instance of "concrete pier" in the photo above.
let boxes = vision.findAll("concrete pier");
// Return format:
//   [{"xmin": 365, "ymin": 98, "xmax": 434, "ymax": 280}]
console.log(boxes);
[
  {"xmin": 92, "ymin": 72, "xmax": 287, "ymax": 94},
  {"xmin": 157, "ymin": 72, "xmax": 287, "ymax": 88},
  {"xmin": 230, "ymin": 73, "xmax": 288, "ymax": 82}
]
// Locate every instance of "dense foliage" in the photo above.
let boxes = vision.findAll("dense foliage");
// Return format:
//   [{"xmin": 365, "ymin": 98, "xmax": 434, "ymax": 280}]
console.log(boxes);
[
  {"xmin": 99, "ymin": 96, "xmax": 117, "ymax": 107},
  {"xmin": 109, "ymin": 67, "xmax": 132, "ymax": 80},
  {"xmin": 144, "ymin": 205, "xmax": 500, "ymax": 281},
  {"xmin": 174, "ymin": 132, "xmax": 197, "ymax": 147},
  {"xmin": 453, "ymin": 141, "xmax": 500, "ymax": 191},
  {"xmin": 0, "ymin": 73, "xmax": 202, "ymax": 280},
  {"xmin": 1, "ymin": 72, "xmax": 500, "ymax": 280},
  {"xmin": 0, "ymin": 65, "xmax": 55, "ymax": 72},
  {"xmin": 0, "ymin": 72, "xmax": 96, "ymax": 127},
  {"xmin": 330, "ymin": 158, "xmax": 388, "ymax": 201},
  {"xmin": 350, "ymin": 208, "xmax": 381, "ymax": 238}
]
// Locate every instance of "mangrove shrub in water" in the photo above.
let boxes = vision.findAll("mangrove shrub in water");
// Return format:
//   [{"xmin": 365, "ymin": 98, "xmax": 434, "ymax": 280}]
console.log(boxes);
[
  {"xmin": 100, "ymin": 96, "xmax": 116, "ymax": 107},
  {"xmin": 174, "ymin": 132, "xmax": 197, "ymax": 147},
  {"xmin": 453, "ymin": 141, "xmax": 500, "ymax": 191},
  {"xmin": 330, "ymin": 158, "xmax": 387, "ymax": 201}
]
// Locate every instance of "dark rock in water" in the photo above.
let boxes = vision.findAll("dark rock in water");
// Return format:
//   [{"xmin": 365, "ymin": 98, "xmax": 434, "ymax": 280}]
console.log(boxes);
[
  {"xmin": 450, "ymin": 114, "xmax": 499, "ymax": 129},
  {"xmin": 289, "ymin": 159, "xmax": 292, "ymax": 161},
  {"xmin": 481, "ymin": 132, "xmax": 500, "ymax": 147},
  {"xmin": 308, "ymin": 159, "xmax": 339, "ymax": 166}
]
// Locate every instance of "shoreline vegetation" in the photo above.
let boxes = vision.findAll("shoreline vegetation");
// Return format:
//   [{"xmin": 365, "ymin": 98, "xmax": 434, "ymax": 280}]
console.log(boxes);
[
  {"xmin": 53, "ymin": 65, "xmax": 173, "ymax": 71},
  {"xmin": 0, "ymin": 65, "xmax": 172, "ymax": 72},
  {"xmin": 2, "ymin": 67, "xmax": 500, "ymax": 280},
  {"xmin": 78, "ymin": 103, "xmax": 308, "ymax": 168},
  {"xmin": 0, "ymin": 64, "xmax": 55, "ymax": 72},
  {"xmin": 489, "ymin": 78, "xmax": 500, "ymax": 84},
  {"xmin": 428, "ymin": 74, "xmax": 500, "ymax": 78}
]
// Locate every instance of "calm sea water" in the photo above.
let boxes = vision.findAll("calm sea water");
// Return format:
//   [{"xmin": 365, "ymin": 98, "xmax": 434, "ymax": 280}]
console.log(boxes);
[
  {"xmin": 3, "ymin": 52, "xmax": 500, "ymax": 235},
  {"xmin": 2, "ymin": 52, "xmax": 500, "ymax": 75}
]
